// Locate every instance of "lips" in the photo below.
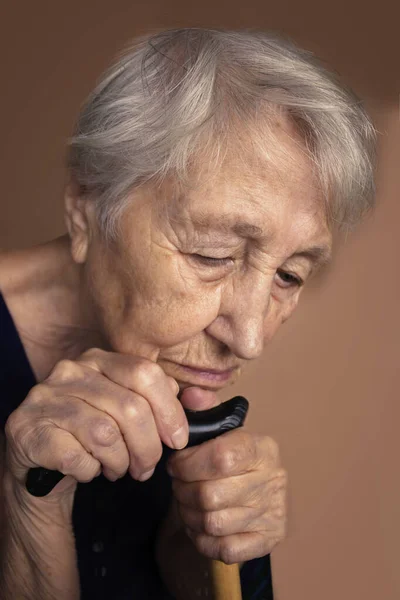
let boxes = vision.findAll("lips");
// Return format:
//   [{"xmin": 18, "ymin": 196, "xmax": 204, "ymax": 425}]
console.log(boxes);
[
  {"xmin": 176, "ymin": 363, "xmax": 238, "ymax": 386},
  {"xmin": 180, "ymin": 364, "xmax": 237, "ymax": 374},
  {"xmin": 158, "ymin": 358, "xmax": 241, "ymax": 389}
]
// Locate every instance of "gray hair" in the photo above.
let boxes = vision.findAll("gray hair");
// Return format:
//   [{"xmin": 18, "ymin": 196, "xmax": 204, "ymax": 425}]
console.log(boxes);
[{"xmin": 67, "ymin": 28, "xmax": 377, "ymax": 238}]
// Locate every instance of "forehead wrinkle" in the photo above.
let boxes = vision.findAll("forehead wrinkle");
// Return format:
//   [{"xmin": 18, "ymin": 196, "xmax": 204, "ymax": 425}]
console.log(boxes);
[{"xmin": 181, "ymin": 210, "xmax": 265, "ymax": 240}]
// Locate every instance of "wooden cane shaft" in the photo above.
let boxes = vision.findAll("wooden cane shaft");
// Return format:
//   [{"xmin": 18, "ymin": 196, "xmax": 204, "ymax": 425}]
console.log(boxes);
[{"xmin": 210, "ymin": 560, "xmax": 242, "ymax": 600}]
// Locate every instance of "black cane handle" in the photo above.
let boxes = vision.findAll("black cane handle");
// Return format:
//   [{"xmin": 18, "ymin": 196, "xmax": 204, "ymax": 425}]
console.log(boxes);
[{"xmin": 26, "ymin": 396, "xmax": 249, "ymax": 497}]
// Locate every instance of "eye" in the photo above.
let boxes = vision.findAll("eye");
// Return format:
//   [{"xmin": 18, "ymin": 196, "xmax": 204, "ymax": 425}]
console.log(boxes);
[
  {"xmin": 275, "ymin": 269, "xmax": 304, "ymax": 289},
  {"xmin": 191, "ymin": 254, "xmax": 233, "ymax": 267}
]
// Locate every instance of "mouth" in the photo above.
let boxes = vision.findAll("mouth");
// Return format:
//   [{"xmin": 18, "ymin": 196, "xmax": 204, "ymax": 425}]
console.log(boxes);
[{"xmin": 165, "ymin": 361, "xmax": 240, "ymax": 388}]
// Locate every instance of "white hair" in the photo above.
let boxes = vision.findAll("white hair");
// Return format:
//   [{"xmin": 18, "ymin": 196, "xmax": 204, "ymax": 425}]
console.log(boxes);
[{"xmin": 67, "ymin": 28, "xmax": 377, "ymax": 238}]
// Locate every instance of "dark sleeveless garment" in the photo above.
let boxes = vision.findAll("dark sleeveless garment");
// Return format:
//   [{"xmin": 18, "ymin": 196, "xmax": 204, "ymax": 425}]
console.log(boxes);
[{"xmin": 0, "ymin": 292, "xmax": 273, "ymax": 599}]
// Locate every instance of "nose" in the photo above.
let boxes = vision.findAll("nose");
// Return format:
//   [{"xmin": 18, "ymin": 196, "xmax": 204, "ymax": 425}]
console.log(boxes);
[{"xmin": 205, "ymin": 269, "xmax": 273, "ymax": 360}]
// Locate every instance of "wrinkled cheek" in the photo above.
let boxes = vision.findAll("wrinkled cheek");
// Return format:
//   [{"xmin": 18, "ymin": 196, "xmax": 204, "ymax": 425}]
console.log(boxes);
[
  {"xmin": 281, "ymin": 294, "xmax": 301, "ymax": 324},
  {"xmin": 149, "ymin": 297, "xmax": 220, "ymax": 348},
  {"xmin": 263, "ymin": 300, "xmax": 295, "ymax": 343},
  {"xmin": 108, "ymin": 290, "xmax": 220, "ymax": 352}
]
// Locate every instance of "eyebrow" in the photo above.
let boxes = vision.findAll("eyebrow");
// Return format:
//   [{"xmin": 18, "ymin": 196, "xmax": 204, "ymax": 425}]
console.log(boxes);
[
  {"xmin": 191, "ymin": 213, "xmax": 332, "ymax": 268},
  {"xmin": 291, "ymin": 246, "xmax": 332, "ymax": 269},
  {"xmin": 192, "ymin": 213, "xmax": 264, "ymax": 238}
]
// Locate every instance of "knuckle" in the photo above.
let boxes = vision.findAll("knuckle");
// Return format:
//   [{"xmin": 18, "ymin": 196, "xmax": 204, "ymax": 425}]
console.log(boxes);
[
  {"xmin": 4, "ymin": 405, "xmax": 35, "ymax": 445},
  {"xmin": 219, "ymin": 541, "xmax": 238, "ymax": 565},
  {"xmin": 133, "ymin": 359, "xmax": 163, "ymax": 388},
  {"xmin": 79, "ymin": 347, "xmax": 103, "ymax": 361},
  {"xmin": 212, "ymin": 445, "xmax": 239, "ymax": 476},
  {"xmin": 265, "ymin": 436, "xmax": 280, "ymax": 464},
  {"xmin": 198, "ymin": 483, "xmax": 220, "ymax": 511},
  {"xmin": 90, "ymin": 418, "xmax": 120, "ymax": 447},
  {"xmin": 59, "ymin": 448, "xmax": 86, "ymax": 473},
  {"xmin": 49, "ymin": 359, "xmax": 82, "ymax": 383},
  {"xmin": 204, "ymin": 511, "xmax": 224, "ymax": 536},
  {"xmin": 167, "ymin": 376, "xmax": 179, "ymax": 395},
  {"xmin": 77, "ymin": 348, "xmax": 105, "ymax": 372},
  {"xmin": 119, "ymin": 393, "xmax": 149, "ymax": 424},
  {"xmin": 4, "ymin": 410, "xmax": 21, "ymax": 441},
  {"xmin": 25, "ymin": 383, "xmax": 49, "ymax": 404},
  {"xmin": 79, "ymin": 463, "xmax": 101, "ymax": 483}
]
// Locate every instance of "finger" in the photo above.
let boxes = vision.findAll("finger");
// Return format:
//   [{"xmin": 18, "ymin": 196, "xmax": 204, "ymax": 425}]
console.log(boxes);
[
  {"xmin": 179, "ymin": 486, "xmax": 287, "ymax": 538},
  {"xmin": 75, "ymin": 350, "xmax": 188, "ymax": 449},
  {"xmin": 186, "ymin": 530, "xmax": 277, "ymax": 564},
  {"xmin": 20, "ymin": 423, "xmax": 101, "ymax": 484},
  {"xmin": 179, "ymin": 505, "xmax": 265, "ymax": 537},
  {"xmin": 43, "ymin": 396, "xmax": 131, "ymax": 481},
  {"xmin": 51, "ymin": 378, "xmax": 162, "ymax": 481},
  {"xmin": 178, "ymin": 387, "xmax": 221, "ymax": 411},
  {"xmin": 171, "ymin": 470, "xmax": 286, "ymax": 511},
  {"xmin": 168, "ymin": 429, "xmax": 274, "ymax": 482}
]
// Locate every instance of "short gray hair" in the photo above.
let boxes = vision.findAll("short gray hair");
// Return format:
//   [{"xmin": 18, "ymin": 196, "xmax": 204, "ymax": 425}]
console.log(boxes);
[{"xmin": 67, "ymin": 28, "xmax": 377, "ymax": 238}]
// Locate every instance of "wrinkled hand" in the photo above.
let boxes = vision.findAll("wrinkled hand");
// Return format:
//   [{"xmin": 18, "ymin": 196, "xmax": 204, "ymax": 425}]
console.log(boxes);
[
  {"xmin": 167, "ymin": 423, "xmax": 287, "ymax": 564},
  {"xmin": 5, "ymin": 348, "xmax": 187, "ymax": 502}
]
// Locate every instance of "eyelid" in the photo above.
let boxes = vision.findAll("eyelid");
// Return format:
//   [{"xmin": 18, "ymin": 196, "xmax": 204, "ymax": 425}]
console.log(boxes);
[
  {"xmin": 276, "ymin": 269, "xmax": 304, "ymax": 287},
  {"xmin": 191, "ymin": 254, "xmax": 234, "ymax": 266}
]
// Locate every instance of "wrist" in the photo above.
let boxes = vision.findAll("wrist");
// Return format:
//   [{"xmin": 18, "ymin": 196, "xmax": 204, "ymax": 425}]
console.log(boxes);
[
  {"xmin": 1, "ymin": 470, "xmax": 79, "ymax": 600},
  {"xmin": 3, "ymin": 468, "xmax": 75, "ymax": 529}
]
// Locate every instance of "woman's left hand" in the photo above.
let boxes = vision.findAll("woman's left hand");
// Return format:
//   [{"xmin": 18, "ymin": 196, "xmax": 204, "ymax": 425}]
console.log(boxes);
[{"xmin": 166, "ymin": 427, "xmax": 287, "ymax": 564}]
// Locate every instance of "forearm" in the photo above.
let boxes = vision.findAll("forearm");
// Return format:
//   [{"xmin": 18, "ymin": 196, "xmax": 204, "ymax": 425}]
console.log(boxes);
[{"xmin": 0, "ymin": 472, "xmax": 79, "ymax": 600}]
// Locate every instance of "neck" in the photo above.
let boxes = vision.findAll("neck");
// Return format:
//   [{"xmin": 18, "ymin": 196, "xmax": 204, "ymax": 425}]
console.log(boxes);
[{"xmin": 0, "ymin": 235, "xmax": 106, "ymax": 380}]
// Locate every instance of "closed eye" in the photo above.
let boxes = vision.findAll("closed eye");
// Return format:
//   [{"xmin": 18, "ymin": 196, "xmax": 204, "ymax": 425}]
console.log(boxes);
[
  {"xmin": 191, "ymin": 255, "xmax": 304, "ymax": 288},
  {"xmin": 191, "ymin": 254, "xmax": 233, "ymax": 267}
]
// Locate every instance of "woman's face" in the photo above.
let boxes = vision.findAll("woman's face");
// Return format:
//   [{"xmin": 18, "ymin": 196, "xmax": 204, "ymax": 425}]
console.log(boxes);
[{"xmin": 72, "ymin": 132, "xmax": 332, "ymax": 394}]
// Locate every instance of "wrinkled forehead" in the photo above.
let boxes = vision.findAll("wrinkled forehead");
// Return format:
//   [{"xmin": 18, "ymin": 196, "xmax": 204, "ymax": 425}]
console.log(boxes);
[
  {"xmin": 149, "ymin": 152, "xmax": 331, "ymax": 270},
  {"xmin": 165, "ymin": 114, "xmax": 327, "ymax": 228},
  {"xmin": 177, "ymin": 110, "xmax": 325, "ymax": 217}
]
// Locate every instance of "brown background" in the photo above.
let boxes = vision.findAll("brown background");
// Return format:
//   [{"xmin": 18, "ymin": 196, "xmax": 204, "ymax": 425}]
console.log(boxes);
[{"xmin": 1, "ymin": 2, "xmax": 399, "ymax": 599}]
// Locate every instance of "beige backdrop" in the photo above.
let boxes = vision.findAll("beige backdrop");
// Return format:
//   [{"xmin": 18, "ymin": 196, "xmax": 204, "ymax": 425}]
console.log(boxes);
[{"xmin": 1, "ymin": 2, "xmax": 399, "ymax": 599}]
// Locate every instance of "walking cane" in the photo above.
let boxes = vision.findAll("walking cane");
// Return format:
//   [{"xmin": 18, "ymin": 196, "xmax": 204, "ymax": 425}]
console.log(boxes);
[
  {"xmin": 184, "ymin": 396, "xmax": 248, "ymax": 600},
  {"xmin": 26, "ymin": 396, "xmax": 249, "ymax": 600},
  {"xmin": 210, "ymin": 561, "xmax": 242, "ymax": 600}
]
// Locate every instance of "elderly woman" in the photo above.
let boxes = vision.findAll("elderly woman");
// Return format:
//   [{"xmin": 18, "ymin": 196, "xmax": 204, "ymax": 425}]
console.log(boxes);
[{"xmin": 0, "ymin": 28, "xmax": 375, "ymax": 600}]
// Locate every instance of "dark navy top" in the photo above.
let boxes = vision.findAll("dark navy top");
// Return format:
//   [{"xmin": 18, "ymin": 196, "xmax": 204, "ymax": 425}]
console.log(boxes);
[{"xmin": 0, "ymin": 292, "xmax": 273, "ymax": 599}]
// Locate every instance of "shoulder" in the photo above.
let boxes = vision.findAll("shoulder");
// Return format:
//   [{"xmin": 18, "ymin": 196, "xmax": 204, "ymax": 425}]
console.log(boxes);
[
  {"xmin": 0, "ymin": 250, "xmax": 30, "ymax": 334},
  {"xmin": 0, "ymin": 247, "xmax": 34, "ymax": 299},
  {"xmin": 0, "ymin": 249, "xmax": 16, "ymax": 295},
  {"xmin": 0, "ymin": 245, "xmax": 51, "ymax": 326}
]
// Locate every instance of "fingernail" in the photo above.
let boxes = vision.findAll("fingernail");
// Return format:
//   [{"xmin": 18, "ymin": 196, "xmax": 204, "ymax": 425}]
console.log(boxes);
[
  {"xmin": 138, "ymin": 468, "xmax": 155, "ymax": 482},
  {"xmin": 171, "ymin": 426, "xmax": 188, "ymax": 450}
]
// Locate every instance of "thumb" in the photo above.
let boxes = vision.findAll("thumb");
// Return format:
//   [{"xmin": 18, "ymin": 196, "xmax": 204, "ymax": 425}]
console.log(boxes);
[{"xmin": 179, "ymin": 387, "xmax": 221, "ymax": 411}]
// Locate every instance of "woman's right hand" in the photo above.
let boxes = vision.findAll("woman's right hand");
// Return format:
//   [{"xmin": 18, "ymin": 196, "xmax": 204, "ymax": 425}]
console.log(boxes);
[{"xmin": 4, "ymin": 348, "xmax": 188, "ymax": 502}]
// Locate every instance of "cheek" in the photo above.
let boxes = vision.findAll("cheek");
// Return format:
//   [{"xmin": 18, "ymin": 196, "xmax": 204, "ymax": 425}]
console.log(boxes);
[
  {"xmin": 104, "ymin": 261, "xmax": 223, "ymax": 349},
  {"xmin": 86, "ymin": 237, "xmax": 222, "ymax": 350},
  {"xmin": 264, "ymin": 294, "xmax": 300, "ymax": 341},
  {"xmin": 281, "ymin": 292, "xmax": 301, "ymax": 323},
  {"xmin": 141, "ymin": 286, "xmax": 222, "ymax": 347},
  {"xmin": 127, "ymin": 254, "xmax": 223, "ymax": 346}
]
